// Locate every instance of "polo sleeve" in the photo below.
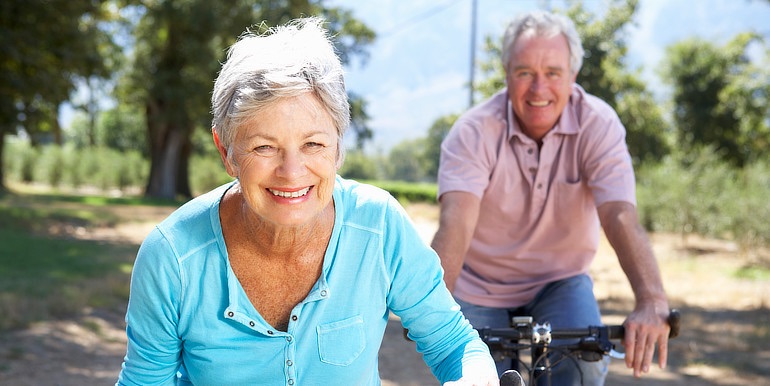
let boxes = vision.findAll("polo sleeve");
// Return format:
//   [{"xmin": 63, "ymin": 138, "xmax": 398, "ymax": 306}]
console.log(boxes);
[
  {"xmin": 581, "ymin": 107, "xmax": 637, "ymax": 207},
  {"xmin": 437, "ymin": 117, "xmax": 497, "ymax": 200},
  {"xmin": 117, "ymin": 227, "xmax": 183, "ymax": 386}
]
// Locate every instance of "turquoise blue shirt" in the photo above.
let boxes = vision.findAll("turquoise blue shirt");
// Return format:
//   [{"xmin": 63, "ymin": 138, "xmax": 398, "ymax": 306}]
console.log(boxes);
[{"xmin": 117, "ymin": 176, "xmax": 491, "ymax": 385}]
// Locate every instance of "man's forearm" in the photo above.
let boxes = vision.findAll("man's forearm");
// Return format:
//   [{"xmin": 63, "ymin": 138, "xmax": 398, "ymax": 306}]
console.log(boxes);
[{"xmin": 599, "ymin": 201, "xmax": 668, "ymax": 308}]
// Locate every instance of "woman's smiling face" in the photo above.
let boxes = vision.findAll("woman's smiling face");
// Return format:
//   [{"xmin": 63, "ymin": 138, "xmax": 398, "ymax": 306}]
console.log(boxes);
[{"xmin": 218, "ymin": 93, "xmax": 339, "ymax": 228}]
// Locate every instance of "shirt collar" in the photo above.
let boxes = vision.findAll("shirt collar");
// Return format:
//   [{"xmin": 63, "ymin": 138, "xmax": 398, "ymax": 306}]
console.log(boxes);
[{"xmin": 505, "ymin": 84, "xmax": 580, "ymax": 143}]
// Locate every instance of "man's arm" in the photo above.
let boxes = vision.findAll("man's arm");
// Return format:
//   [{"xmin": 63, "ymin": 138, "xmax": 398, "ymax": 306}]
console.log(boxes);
[
  {"xmin": 431, "ymin": 191, "xmax": 482, "ymax": 292},
  {"xmin": 597, "ymin": 201, "xmax": 670, "ymax": 378}
]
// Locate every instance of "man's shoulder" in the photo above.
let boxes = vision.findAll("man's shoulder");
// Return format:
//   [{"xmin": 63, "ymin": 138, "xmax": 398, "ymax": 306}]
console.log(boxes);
[
  {"xmin": 451, "ymin": 90, "xmax": 509, "ymax": 137},
  {"xmin": 569, "ymin": 84, "xmax": 623, "ymax": 131}
]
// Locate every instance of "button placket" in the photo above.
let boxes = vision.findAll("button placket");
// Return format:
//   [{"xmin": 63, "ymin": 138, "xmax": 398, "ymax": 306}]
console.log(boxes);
[{"xmin": 285, "ymin": 325, "xmax": 298, "ymax": 386}]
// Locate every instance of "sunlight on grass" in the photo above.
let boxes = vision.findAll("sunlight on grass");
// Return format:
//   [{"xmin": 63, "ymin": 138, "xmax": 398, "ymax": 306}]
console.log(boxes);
[
  {"xmin": 0, "ymin": 190, "xmax": 162, "ymax": 330},
  {"xmin": 734, "ymin": 265, "xmax": 770, "ymax": 280}
]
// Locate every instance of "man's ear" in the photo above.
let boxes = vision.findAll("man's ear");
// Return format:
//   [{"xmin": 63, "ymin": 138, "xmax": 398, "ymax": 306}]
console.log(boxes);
[{"xmin": 213, "ymin": 128, "xmax": 237, "ymax": 177}]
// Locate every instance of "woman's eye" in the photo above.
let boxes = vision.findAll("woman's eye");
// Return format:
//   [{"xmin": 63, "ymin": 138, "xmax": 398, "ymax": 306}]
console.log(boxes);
[
  {"xmin": 304, "ymin": 142, "xmax": 326, "ymax": 151},
  {"xmin": 254, "ymin": 145, "xmax": 277, "ymax": 155}
]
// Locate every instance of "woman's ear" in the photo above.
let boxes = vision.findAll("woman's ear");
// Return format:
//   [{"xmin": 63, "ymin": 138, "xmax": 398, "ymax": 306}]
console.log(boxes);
[
  {"xmin": 213, "ymin": 128, "xmax": 237, "ymax": 177},
  {"xmin": 335, "ymin": 144, "xmax": 344, "ymax": 170}
]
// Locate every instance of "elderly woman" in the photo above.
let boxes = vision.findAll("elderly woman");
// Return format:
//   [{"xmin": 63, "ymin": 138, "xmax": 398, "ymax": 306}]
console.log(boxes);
[{"xmin": 116, "ymin": 18, "xmax": 497, "ymax": 386}]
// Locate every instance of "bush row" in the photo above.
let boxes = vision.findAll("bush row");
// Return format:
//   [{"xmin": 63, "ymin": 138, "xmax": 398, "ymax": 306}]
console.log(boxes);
[
  {"xmin": 637, "ymin": 149, "xmax": 770, "ymax": 250},
  {"xmin": 4, "ymin": 140, "xmax": 769, "ymax": 250},
  {"xmin": 2, "ymin": 140, "xmax": 234, "ymax": 196},
  {"xmin": 4, "ymin": 140, "xmax": 148, "ymax": 193}
]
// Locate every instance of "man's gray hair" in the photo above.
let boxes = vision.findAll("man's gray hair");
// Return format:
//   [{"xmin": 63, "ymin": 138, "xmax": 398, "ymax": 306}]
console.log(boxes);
[{"xmin": 501, "ymin": 11, "xmax": 584, "ymax": 75}]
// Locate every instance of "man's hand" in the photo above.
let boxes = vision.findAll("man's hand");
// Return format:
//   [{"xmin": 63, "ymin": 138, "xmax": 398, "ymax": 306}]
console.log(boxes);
[{"xmin": 622, "ymin": 304, "xmax": 671, "ymax": 377}]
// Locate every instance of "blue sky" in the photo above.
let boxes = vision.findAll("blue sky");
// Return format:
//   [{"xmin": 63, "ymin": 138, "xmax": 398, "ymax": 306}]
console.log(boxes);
[{"xmin": 327, "ymin": 0, "xmax": 770, "ymax": 152}]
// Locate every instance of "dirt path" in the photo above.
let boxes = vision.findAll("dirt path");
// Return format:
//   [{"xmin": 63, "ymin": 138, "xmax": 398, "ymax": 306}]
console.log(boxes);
[{"xmin": 1, "ymin": 202, "xmax": 768, "ymax": 385}]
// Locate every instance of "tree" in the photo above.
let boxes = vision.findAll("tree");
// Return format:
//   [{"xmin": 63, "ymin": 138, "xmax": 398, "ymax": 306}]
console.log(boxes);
[
  {"xmin": 348, "ymin": 92, "xmax": 373, "ymax": 150},
  {"xmin": 662, "ymin": 33, "xmax": 769, "ymax": 167},
  {"xmin": 422, "ymin": 113, "xmax": 458, "ymax": 181},
  {"xmin": 0, "ymin": 0, "xmax": 117, "ymax": 191},
  {"xmin": 386, "ymin": 139, "xmax": 427, "ymax": 182},
  {"xmin": 121, "ymin": 0, "xmax": 375, "ymax": 199}
]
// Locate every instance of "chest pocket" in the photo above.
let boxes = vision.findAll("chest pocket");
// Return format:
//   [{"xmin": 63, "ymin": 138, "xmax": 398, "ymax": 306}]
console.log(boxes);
[{"xmin": 317, "ymin": 315, "xmax": 365, "ymax": 366}]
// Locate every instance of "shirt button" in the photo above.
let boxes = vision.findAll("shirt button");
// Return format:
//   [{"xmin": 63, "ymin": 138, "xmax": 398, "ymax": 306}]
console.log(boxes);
[
  {"xmin": 286, "ymin": 336, "xmax": 293, "ymax": 342},
  {"xmin": 287, "ymin": 360, "xmax": 293, "ymax": 366},
  {"xmin": 291, "ymin": 315, "xmax": 298, "ymax": 321},
  {"xmin": 528, "ymin": 167, "xmax": 536, "ymax": 174},
  {"xmin": 227, "ymin": 311, "xmax": 234, "ymax": 317},
  {"xmin": 267, "ymin": 330, "xmax": 274, "ymax": 335},
  {"xmin": 320, "ymin": 290, "xmax": 328, "ymax": 297},
  {"xmin": 249, "ymin": 321, "xmax": 255, "ymax": 327},
  {"xmin": 528, "ymin": 148, "xmax": 534, "ymax": 155},
  {"xmin": 537, "ymin": 183, "xmax": 543, "ymax": 189},
  {"xmin": 288, "ymin": 379, "xmax": 295, "ymax": 385}
]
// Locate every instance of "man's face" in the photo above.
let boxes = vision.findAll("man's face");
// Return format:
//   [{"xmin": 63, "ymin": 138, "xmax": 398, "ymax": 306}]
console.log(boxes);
[{"xmin": 506, "ymin": 33, "xmax": 576, "ymax": 141}]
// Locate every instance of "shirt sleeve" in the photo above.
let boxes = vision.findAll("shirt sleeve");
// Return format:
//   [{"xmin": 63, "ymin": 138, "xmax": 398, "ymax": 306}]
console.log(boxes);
[
  {"xmin": 437, "ymin": 116, "xmax": 498, "ymax": 200},
  {"xmin": 579, "ymin": 102, "xmax": 637, "ymax": 207},
  {"xmin": 117, "ymin": 227, "xmax": 183, "ymax": 386},
  {"xmin": 381, "ymin": 197, "xmax": 494, "ymax": 383}
]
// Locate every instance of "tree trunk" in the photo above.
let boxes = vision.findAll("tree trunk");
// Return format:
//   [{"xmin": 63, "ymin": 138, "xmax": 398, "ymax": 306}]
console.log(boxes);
[{"xmin": 143, "ymin": 100, "xmax": 192, "ymax": 200}]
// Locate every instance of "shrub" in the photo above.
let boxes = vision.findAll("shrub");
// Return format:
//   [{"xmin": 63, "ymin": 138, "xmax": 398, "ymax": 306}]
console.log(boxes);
[{"xmin": 189, "ymin": 154, "xmax": 233, "ymax": 195}]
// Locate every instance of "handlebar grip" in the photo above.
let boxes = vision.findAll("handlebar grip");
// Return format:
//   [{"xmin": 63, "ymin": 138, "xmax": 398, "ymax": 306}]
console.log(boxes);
[
  {"xmin": 668, "ymin": 309, "xmax": 681, "ymax": 339},
  {"xmin": 607, "ymin": 325, "xmax": 625, "ymax": 340}
]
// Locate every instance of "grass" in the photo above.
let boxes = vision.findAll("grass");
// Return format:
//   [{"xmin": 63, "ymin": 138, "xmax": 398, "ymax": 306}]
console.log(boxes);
[{"xmin": 0, "ymin": 188, "xmax": 179, "ymax": 330}]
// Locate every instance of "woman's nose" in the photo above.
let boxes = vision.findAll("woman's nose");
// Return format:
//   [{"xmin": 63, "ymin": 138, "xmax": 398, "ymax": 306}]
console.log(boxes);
[{"xmin": 276, "ymin": 150, "xmax": 305, "ymax": 178}]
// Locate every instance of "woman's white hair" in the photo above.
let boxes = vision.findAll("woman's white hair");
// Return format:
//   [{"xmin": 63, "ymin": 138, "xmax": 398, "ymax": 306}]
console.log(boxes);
[
  {"xmin": 211, "ymin": 17, "xmax": 349, "ymax": 163},
  {"xmin": 501, "ymin": 11, "xmax": 584, "ymax": 75}
]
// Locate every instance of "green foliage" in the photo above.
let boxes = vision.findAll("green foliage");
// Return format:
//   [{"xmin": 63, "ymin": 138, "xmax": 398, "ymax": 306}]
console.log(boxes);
[
  {"xmin": 338, "ymin": 149, "xmax": 384, "ymax": 181},
  {"xmin": 661, "ymin": 33, "xmax": 769, "ymax": 167},
  {"xmin": 377, "ymin": 113, "xmax": 457, "ymax": 184},
  {"xmin": 189, "ymin": 154, "xmax": 234, "ymax": 196},
  {"xmin": 362, "ymin": 180, "xmax": 438, "ymax": 205},
  {"xmin": 386, "ymin": 139, "xmax": 428, "ymax": 182},
  {"xmin": 3, "ymin": 140, "xmax": 148, "ymax": 194},
  {"xmin": 348, "ymin": 92, "xmax": 373, "ymax": 150},
  {"xmin": 423, "ymin": 114, "xmax": 459, "ymax": 181},
  {"xmin": 636, "ymin": 150, "xmax": 770, "ymax": 250},
  {"xmin": 0, "ymin": 1, "xmax": 119, "ymax": 140},
  {"xmin": 616, "ymin": 91, "xmax": 672, "ymax": 165},
  {"xmin": 566, "ymin": 0, "xmax": 638, "ymax": 104},
  {"xmin": 474, "ymin": 35, "xmax": 506, "ymax": 100},
  {"xmin": 67, "ymin": 104, "xmax": 148, "ymax": 154}
]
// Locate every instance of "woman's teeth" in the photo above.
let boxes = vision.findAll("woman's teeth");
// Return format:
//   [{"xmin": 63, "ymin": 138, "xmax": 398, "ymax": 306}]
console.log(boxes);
[{"xmin": 269, "ymin": 187, "xmax": 310, "ymax": 198}]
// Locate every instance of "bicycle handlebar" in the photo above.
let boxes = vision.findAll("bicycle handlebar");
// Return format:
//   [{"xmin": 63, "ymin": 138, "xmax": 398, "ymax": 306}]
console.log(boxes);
[{"xmin": 478, "ymin": 309, "xmax": 680, "ymax": 342}]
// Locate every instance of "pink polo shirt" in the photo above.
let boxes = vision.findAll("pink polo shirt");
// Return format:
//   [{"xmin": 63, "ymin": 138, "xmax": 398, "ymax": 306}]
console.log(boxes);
[{"xmin": 438, "ymin": 84, "xmax": 636, "ymax": 308}]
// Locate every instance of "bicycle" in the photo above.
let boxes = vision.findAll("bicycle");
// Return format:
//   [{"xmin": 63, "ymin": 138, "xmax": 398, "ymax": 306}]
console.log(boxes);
[{"xmin": 478, "ymin": 309, "xmax": 681, "ymax": 386}]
